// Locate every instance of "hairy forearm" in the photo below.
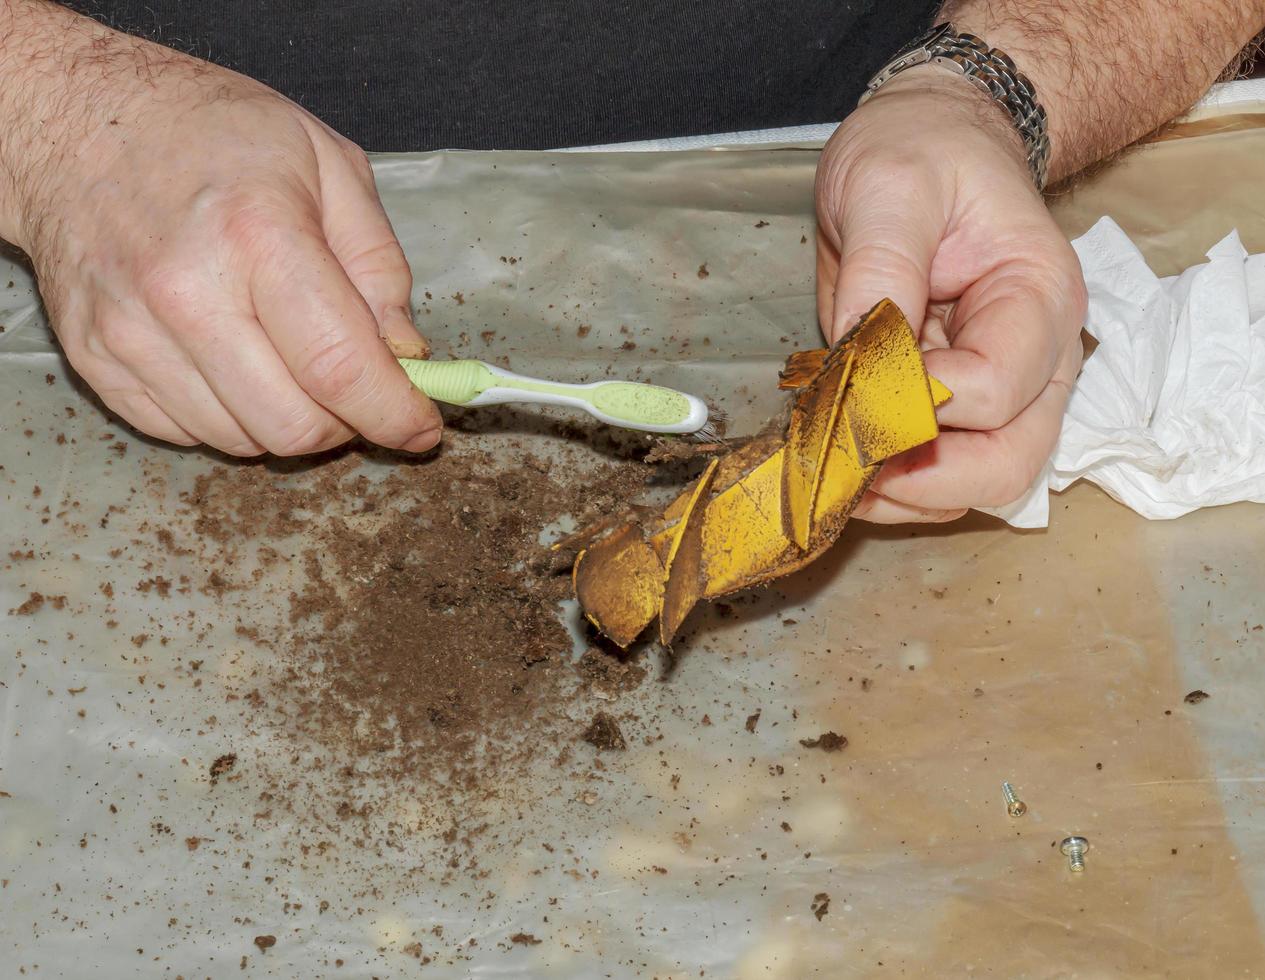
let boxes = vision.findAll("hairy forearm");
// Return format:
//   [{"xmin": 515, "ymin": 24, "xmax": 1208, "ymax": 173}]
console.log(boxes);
[
  {"xmin": 941, "ymin": 0, "xmax": 1265, "ymax": 182},
  {"xmin": 0, "ymin": 1, "xmax": 197, "ymax": 245},
  {"xmin": 0, "ymin": 2, "xmax": 107, "ymax": 243}
]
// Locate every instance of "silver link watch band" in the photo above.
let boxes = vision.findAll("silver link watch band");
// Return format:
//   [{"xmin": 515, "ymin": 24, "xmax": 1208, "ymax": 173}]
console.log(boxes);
[{"xmin": 859, "ymin": 23, "xmax": 1052, "ymax": 191}]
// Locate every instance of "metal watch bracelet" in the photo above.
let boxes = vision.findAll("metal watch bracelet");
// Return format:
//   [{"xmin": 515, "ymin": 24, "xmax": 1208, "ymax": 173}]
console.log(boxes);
[{"xmin": 859, "ymin": 22, "xmax": 1052, "ymax": 191}]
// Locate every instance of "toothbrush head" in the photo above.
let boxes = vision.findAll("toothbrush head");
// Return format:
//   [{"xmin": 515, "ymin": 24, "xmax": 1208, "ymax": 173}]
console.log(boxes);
[
  {"xmin": 587, "ymin": 382, "xmax": 713, "ymax": 434},
  {"xmin": 686, "ymin": 407, "xmax": 729, "ymax": 444}
]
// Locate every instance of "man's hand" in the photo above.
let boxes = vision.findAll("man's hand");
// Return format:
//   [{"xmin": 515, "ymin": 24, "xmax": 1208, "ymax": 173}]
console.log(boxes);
[
  {"xmin": 815, "ymin": 68, "xmax": 1086, "ymax": 522},
  {"xmin": 0, "ymin": 1, "xmax": 440, "ymax": 456},
  {"xmin": 817, "ymin": 0, "xmax": 1265, "ymax": 523}
]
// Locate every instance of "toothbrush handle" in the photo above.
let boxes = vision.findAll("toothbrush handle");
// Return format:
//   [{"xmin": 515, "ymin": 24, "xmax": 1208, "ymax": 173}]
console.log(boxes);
[
  {"xmin": 397, "ymin": 357, "xmax": 594, "ymax": 407},
  {"xmin": 397, "ymin": 358, "xmax": 493, "ymax": 405}
]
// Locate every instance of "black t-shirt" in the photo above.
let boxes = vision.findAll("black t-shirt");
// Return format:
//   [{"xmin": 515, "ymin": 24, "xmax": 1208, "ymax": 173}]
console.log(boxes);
[{"xmin": 63, "ymin": 1, "xmax": 936, "ymax": 151}]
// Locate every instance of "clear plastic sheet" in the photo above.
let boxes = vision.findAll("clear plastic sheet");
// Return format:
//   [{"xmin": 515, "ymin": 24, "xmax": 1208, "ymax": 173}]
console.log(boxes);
[{"xmin": 3, "ymin": 103, "xmax": 1265, "ymax": 977}]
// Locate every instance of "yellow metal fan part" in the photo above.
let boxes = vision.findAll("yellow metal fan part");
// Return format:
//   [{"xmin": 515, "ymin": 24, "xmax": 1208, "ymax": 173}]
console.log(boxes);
[{"xmin": 571, "ymin": 299, "xmax": 952, "ymax": 647}]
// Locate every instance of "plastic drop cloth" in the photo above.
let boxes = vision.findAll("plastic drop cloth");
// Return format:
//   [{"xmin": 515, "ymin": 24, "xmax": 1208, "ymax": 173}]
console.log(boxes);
[{"xmin": 4, "ymin": 97, "xmax": 1265, "ymax": 978}]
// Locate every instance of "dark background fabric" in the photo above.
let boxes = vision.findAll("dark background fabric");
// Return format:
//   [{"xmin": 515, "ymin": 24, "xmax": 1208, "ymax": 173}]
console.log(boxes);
[{"xmin": 61, "ymin": 1, "xmax": 937, "ymax": 152}]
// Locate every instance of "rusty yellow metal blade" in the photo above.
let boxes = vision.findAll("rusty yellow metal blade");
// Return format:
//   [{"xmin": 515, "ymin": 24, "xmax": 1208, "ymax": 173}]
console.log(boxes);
[
  {"xmin": 570, "ymin": 298, "xmax": 952, "ymax": 648},
  {"xmin": 781, "ymin": 347, "xmax": 854, "ymax": 550},
  {"xmin": 783, "ymin": 348, "xmax": 952, "ymax": 407},
  {"xmin": 778, "ymin": 348, "xmax": 830, "ymax": 390},
  {"xmin": 573, "ymin": 524, "xmax": 663, "ymax": 647},
  {"xmin": 811, "ymin": 407, "xmax": 878, "ymax": 534},
  {"xmin": 696, "ymin": 450, "xmax": 791, "ymax": 597},
  {"xmin": 658, "ymin": 458, "xmax": 720, "ymax": 644},
  {"xmin": 845, "ymin": 299, "xmax": 942, "ymax": 466}
]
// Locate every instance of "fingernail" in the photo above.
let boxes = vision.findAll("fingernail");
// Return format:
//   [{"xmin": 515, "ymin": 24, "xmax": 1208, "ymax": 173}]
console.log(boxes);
[
  {"xmin": 405, "ymin": 383, "xmax": 444, "ymax": 451},
  {"xmin": 382, "ymin": 306, "xmax": 432, "ymax": 359},
  {"xmin": 403, "ymin": 425, "xmax": 442, "ymax": 454},
  {"xmin": 831, "ymin": 310, "xmax": 865, "ymax": 345}
]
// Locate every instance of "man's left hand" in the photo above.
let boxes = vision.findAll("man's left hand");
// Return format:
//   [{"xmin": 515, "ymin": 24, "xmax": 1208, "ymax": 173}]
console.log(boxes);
[{"xmin": 815, "ymin": 67, "xmax": 1087, "ymax": 523}]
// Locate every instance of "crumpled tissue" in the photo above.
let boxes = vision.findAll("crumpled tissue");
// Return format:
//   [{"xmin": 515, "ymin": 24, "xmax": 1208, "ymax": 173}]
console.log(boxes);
[{"xmin": 988, "ymin": 216, "xmax": 1265, "ymax": 528}]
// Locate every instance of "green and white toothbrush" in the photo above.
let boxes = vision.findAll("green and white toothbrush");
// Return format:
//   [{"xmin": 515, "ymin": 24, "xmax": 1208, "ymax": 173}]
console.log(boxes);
[{"xmin": 397, "ymin": 358, "xmax": 719, "ymax": 438}]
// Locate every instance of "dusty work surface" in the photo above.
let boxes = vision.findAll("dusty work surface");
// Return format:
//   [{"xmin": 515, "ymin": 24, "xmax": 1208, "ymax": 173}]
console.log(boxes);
[{"xmin": 4, "ymin": 106, "xmax": 1265, "ymax": 977}]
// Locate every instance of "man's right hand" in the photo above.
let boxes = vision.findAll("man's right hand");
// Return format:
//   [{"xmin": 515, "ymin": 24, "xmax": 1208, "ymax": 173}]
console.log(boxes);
[{"xmin": 0, "ymin": 1, "xmax": 441, "ymax": 456}]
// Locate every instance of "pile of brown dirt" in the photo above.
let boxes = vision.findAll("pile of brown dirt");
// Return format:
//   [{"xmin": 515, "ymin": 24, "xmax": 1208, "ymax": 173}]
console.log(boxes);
[{"xmin": 174, "ymin": 437, "xmax": 659, "ymax": 835}]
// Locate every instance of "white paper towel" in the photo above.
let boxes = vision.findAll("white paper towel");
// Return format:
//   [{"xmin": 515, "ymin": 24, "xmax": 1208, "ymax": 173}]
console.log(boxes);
[{"xmin": 990, "ymin": 216, "xmax": 1265, "ymax": 527}]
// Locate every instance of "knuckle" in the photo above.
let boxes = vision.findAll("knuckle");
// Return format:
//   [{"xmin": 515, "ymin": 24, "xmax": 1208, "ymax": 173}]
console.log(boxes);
[
  {"xmin": 341, "ymin": 142, "xmax": 375, "ymax": 182},
  {"xmin": 81, "ymin": 329, "xmax": 110, "ymax": 363},
  {"xmin": 814, "ymin": 147, "xmax": 851, "ymax": 206},
  {"xmin": 220, "ymin": 199, "xmax": 283, "ymax": 252},
  {"xmin": 851, "ymin": 240, "xmax": 923, "ymax": 282},
  {"xmin": 817, "ymin": 140, "xmax": 927, "ymax": 217},
  {"xmin": 982, "ymin": 450, "xmax": 1042, "ymax": 508},
  {"xmin": 137, "ymin": 262, "xmax": 203, "ymax": 320},
  {"xmin": 215, "ymin": 189, "xmax": 301, "ymax": 256},
  {"xmin": 215, "ymin": 440, "xmax": 266, "ymax": 460},
  {"xmin": 866, "ymin": 148, "xmax": 926, "ymax": 181},
  {"xmin": 987, "ymin": 477, "xmax": 1027, "ymax": 509},
  {"xmin": 348, "ymin": 237, "xmax": 410, "ymax": 281},
  {"xmin": 217, "ymin": 438, "xmax": 268, "ymax": 458},
  {"xmin": 1021, "ymin": 268, "xmax": 1086, "ymax": 350},
  {"xmin": 1065, "ymin": 269, "xmax": 1090, "ymax": 323},
  {"xmin": 60, "ymin": 322, "xmax": 107, "ymax": 371},
  {"xmin": 295, "ymin": 337, "xmax": 370, "ymax": 406},
  {"xmin": 96, "ymin": 313, "xmax": 146, "ymax": 362},
  {"xmin": 1024, "ymin": 241, "xmax": 1088, "ymax": 324},
  {"xmin": 970, "ymin": 379, "xmax": 1019, "ymax": 432},
  {"xmin": 847, "ymin": 150, "xmax": 932, "ymax": 201}
]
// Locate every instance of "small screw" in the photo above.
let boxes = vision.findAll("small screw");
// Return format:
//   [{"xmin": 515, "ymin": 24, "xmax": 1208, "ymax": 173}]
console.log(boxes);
[
  {"xmin": 1001, "ymin": 781, "xmax": 1027, "ymax": 817},
  {"xmin": 1060, "ymin": 836, "xmax": 1090, "ymax": 872}
]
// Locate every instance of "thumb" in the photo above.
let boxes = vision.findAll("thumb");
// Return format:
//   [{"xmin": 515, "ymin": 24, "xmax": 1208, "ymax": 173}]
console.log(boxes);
[
  {"xmin": 379, "ymin": 306, "xmax": 432, "ymax": 360},
  {"xmin": 823, "ymin": 184, "xmax": 941, "ymax": 345}
]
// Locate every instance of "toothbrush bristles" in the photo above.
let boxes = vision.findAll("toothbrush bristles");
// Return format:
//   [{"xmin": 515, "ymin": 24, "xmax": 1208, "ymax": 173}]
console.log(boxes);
[{"xmin": 687, "ymin": 407, "xmax": 730, "ymax": 444}]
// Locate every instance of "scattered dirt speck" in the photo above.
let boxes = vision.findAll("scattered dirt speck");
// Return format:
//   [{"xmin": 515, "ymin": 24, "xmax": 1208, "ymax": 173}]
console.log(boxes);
[
  {"xmin": 799, "ymin": 732, "xmax": 847, "ymax": 752},
  {"xmin": 209, "ymin": 753, "xmax": 237, "ymax": 783},
  {"xmin": 582, "ymin": 712, "xmax": 626, "ymax": 751},
  {"xmin": 11, "ymin": 592, "xmax": 46, "ymax": 616}
]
